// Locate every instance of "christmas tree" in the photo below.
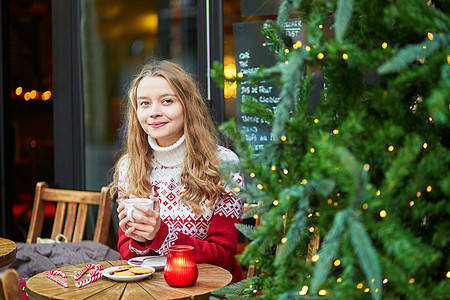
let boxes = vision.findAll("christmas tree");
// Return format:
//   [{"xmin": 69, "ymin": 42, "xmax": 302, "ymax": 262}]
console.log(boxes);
[{"xmin": 211, "ymin": 0, "xmax": 449, "ymax": 299}]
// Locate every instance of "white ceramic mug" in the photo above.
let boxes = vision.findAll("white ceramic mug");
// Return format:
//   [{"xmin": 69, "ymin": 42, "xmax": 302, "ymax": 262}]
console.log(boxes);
[{"xmin": 123, "ymin": 198, "xmax": 154, "ymax": 223}]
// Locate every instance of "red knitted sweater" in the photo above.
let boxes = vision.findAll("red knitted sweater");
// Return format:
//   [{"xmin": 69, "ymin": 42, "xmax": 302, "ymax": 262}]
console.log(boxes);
[{"xmin": 117, "ymin": 136, "xmax": 244, "ymax": 282}]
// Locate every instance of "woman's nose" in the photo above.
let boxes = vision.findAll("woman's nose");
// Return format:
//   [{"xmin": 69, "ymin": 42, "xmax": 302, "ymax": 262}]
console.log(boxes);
[{"xmin": 149, "ymin": 104, "xmax": 162, "ymax": 117}]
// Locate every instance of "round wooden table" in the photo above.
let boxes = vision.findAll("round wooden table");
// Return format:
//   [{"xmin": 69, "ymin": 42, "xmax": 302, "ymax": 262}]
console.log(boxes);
[
  {"xmin": 26, "ymin": 260, "xmax": 232, "ymax": 299},
  {"xmin": 0, "ymin": 237, "xmax": 17, "ymax": 268}
]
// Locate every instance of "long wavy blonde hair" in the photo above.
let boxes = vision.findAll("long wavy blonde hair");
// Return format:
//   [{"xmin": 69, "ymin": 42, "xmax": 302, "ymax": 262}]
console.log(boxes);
[{"xmin": 110, "ymin": 60, "xmax": 226, "ymax": 214}]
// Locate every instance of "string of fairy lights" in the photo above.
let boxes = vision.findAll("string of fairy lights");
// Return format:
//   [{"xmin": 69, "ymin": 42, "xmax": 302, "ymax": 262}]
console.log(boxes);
[
  {"xmin": 14, "ymin": 86, "xmax": 52, "ymax": 101},
  {"xmin": 235, "ymin": 28, "xmax": 449, "ymax": 296}
]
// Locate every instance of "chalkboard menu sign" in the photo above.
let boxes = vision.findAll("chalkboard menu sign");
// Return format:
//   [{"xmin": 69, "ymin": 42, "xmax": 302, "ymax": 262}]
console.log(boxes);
[{"xmin": 233, "ymin": 20, "xmax": 305, "ymax": 152}]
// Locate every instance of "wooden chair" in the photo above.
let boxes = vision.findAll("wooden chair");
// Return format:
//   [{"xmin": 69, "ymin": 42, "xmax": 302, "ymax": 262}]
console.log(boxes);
[
  {"xmin": 0, "ymin": 269, "xmax": 22, "ymax": 300},
  {"xmin": 26, "ymin": 181, "xmax": 113, "ymax": 245}
]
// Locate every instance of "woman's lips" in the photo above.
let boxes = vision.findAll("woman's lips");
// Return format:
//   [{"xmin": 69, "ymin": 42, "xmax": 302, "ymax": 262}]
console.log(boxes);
[{"xmin": 150, "ymin": 122, "xmax": 167, "ymax": 128}]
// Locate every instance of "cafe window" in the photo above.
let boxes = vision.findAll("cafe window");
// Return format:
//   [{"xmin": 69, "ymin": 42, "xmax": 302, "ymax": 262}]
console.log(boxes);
[{"xmin": 81, "ymin": 0, "xmax": 199, "ymax": 191}]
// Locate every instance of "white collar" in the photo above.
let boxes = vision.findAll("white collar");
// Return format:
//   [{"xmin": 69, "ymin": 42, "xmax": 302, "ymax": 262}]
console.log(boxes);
[{"xmin": 147, "ymin": 135, "xmax": 186, "ymax": 167}]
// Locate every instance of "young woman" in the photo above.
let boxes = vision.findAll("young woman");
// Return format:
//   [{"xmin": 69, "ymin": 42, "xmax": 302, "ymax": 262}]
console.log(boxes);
[{"xmin": 110, "ymin": 60, "xmax": 244, "ymax": 282}]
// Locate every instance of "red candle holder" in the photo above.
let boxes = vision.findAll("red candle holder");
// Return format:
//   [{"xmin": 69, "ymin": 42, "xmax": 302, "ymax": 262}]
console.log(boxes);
[{"xmin": 164, "ymin": 245, "xmax": 198, "ymax": 287}]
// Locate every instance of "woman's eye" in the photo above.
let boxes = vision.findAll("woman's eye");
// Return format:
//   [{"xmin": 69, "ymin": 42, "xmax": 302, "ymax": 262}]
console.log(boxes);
[
  {"xmin": 140, "ymin": 101, "xmax": 150, "ymax": 106},
  {"xmin": 163, "ymin": 99, "xmax": 173, "ymax": 104}
]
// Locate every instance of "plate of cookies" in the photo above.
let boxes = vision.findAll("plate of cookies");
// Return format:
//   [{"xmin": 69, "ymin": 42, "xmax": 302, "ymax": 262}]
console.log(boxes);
[{"xmin": 102, "ymin": 265, "xmax": 156, "ymax": 282}]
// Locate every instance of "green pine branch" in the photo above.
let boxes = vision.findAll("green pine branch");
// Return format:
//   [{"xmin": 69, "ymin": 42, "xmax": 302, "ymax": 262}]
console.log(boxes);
[
  {"xmin": 277, "ymin": 0, "xmax": 294, "ymax": 26},
  {"xmin": 235, "ymin": 223, "xmax": 257, "ymax": 241},
  {"xmin": 348, "ymin": 215, "xmax": 382, "ymax": 300},
  {"xmin": 275, "ymin": 196, "xmax": 309, "ymax": 265},
  {"xmin": 211, "ymin": 278, "xmax": 255, "ymax": 298},
  {"xmin": 335, "ymin": 0, "xmax": 355, "ymax": 42},
  {"xmin": 272, "ymin": 51, "xmax": 304, "ymax": 140},
  {"xmin": 426, "ymin": 62, "xmax": 450, "ymax": 124},
  {"xmin": 377, "ymin": 33, "xmax": 450, "ymax": 74},
  {"xmin": 310, "ymin": 208, "xmax": 351, "ymax": 294}
]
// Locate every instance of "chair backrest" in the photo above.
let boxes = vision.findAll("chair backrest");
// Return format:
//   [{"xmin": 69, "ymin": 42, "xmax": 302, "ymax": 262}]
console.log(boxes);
[
  {"xmin": 0, "ymin": 269, "xmax": 22, "ymax": 300},
  {"xmin": 26, "ymin": 181, "xmax": 113, "ymax": 245}
]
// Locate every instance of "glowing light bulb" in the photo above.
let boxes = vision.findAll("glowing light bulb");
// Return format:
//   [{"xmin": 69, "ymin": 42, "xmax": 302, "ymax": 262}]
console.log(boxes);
[
  {"xmin": 312, "ymin": 254, "xmax": 319, "ymax": 262},
  {"xmin": 273, "ymin": 199, "xmax": 279, "ymax": 206},
  {"xmin": 309, "ymin": 227, "xmax": 315, "ymax": 232},
  {"xmin": 257, "ymin": 184, "xmax": 263, "ymax": 190},
  {"xmin": 281, "ymin": 135, "xmax": 287, "ymax": 141},
  {"xmin": 310, "ymin": 148, "xmax": 315, "ymax": 153},
  {"xmin": 416, "ymin": 192, "xmax": 421, "ymax": 197},
  {"xmin": 383, "ymin": 278, "xmax": 388, "ymax": 284},
  {"xmin": 250, "ymin": 173, "xmax": 255, "ymax": 178},
  {"xmin": 327, "ymin": 198, "xmax": 333, "ymax": 204},
  {"xmin": 234, "ymin": 187, "xmax": 240, "ymax": 192},
  {"xmin": 337, "ymin": 278, "xmax": 342, "ymax": 282},
  {"xmin": 318, "ymin": 289, "xmax": 327, "ymax": 296},
  {"xmin": 301, "ymin": 179, "xmax": 307, "ymax": 184},
  {"xmin": 410, "ymin": 201, "xmax": 415, "ymax": 206},
  {"xmin": 423, "ymin": 143, "xmax": 428, "ymax": 149},
  {"xmin": 333, "ymin": 129, "xmax": 339, "ymax": 134},
  {"xmin": 429, "ymin": 117, "xmax": 433, "ymax": 122},
  {"xmin": 427, "ymin": 32, "xmax": 434, "ymax": 40},
  {"xmin": 30, "ymin": 90, "xmax": 37, "ymax": 99},
  {"xmin": 285, "ymin": 61, "xmax": 289, "ymax": 65},
  {"xmin": 334, "ymin": 259, "xmax": 341, "ymax": 266},
  {"xmin": 364, "ymin": 164, "xmax": 370, "ymax": 171},
  {"xmin": 305, "ymin": 46, "xmax": 311, "ymax": 51},
  {"xmin": 362, "ymin": 203, "xmax": 369, "ymax": 210},
  {"xmin": 281, "ymin": 237, "xmax": 287, "ymax": 243},
  {"xmin": 382, "ymin": 42, "xmax": 388, "ymax": 49},
  {"xmin": 283, "ymin": 169, "xmax": 289, "ymax": 174},
  {"xmin": 364, "ymin": 288, "xmax": 370, "ymax": 293},
  {"xmin": 342, "ymin": 53, "xmax": 348, "ymax": 60},
  {"xmin": 336, "ymin": 193, "xmax": 341, "ymax": 197},
  {"xmin": 24, "ymin": 92, "xmax": 31, "ymax": 101},
  {"xmin": 446, "ymin": 271, "xmax": 450, "ymax": 278},
  {"xmin": 317, "ymin": 53, "xmax": 324, "ymax": 60},
  {"xmin": 388, "ymin": 145, "xmax": 394, "ymax": 152},
  {"xmin": 357, "ymin": 283, "xmax": 363, "ymax": 289},
  {"xmin": 409, "ymin": 278, "xmax": 415, "ymax": 284},
  {"xmin": 376, "ymin": 190, "xmax": 381, "ymax": 196},
  {"xmin": 333, "ymin": 202, "xmax": 338, "ymax": 206},
  {"xmin": 253, "ymin": 214, "xmax": 259, "ymax": 220},
  {"xmin": 284, "ymin": 48, "xmax": 289, "ymax": 53},
  {"xmin": 237, "ymin": 72, "xmax": 244, "ymax": 78},
  {"xmin": 42, "ymin": 90, "xmax": 52, "ymax": 101},
  {"xmin": 271, "ymin": 165, "xmax": 276, "ymax": 171},
  {"xmin": 314, "ymin": 118, "xmax": 319, "ymax": 123},
  {"xmin": 380, "ymin": 210, "xmax": 387, "ymax": 218},
  {"xmin": 427, "ymin": 186, "xmax": 432, "ymax": 192},
  {"xmin": 299, "ymin": 289, "xmax": 307, "ymax": 295},
  {"xmin": 15, "ymin": 87, "xmax": 23, "ymax": 96},
  {"xmin": 319, "ymin": 24, "xmax": 323, "ymax": 29}
]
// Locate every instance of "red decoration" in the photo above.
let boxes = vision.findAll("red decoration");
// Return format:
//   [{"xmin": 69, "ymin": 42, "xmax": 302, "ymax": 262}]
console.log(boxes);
[{"xmin": 164, "ymin": 245, "xmax": 198, "ymax": 287}]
